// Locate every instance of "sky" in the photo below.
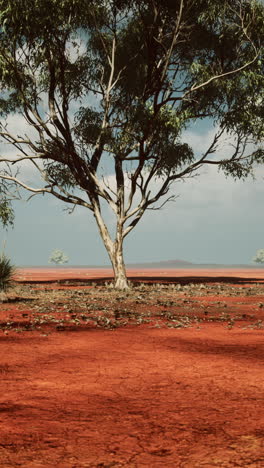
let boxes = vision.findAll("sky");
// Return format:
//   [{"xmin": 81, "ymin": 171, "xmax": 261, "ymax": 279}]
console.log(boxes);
[{"xmin": 1, "ymin": 119, "xmax": 264, "ymax": 267}]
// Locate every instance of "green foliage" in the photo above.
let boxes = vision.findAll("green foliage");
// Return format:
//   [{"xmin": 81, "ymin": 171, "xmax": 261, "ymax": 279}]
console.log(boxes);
[
  {"xmin": 0, "ymin": 253, "xmax": 16, "ymax": 291},
  {"xmin": 0, "ymin": 0, "xmax": 263, "ymax": 176},
  {"xmin": 44, "ymin": 161, "xmax": 77, "ymax": 190},
  {"xmin": 253, "ymin": 249, "xmax": 264, "ymax": 264},
  {"xmin": 48, "ymin": 249, "xmax": 69, "ymax": 265},
  {"xmin": 0, "ymin": 180, "xmax": 14, "ymax": 227},
  {"xmin": 0, "ymin": 199, "xmax": 14, "ymax": 227},
  {"xmin": 74, "ymin": 107, "xmax": 106, "ymax": 146}
]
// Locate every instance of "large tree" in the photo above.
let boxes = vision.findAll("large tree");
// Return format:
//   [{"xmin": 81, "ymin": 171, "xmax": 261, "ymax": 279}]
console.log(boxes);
[{"xmin": 0, "ymin": 0, "xmax": 264, "ymax": 288}]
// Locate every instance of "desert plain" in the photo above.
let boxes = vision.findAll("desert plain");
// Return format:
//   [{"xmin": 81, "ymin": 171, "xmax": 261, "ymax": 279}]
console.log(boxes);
[{"xmin": 0, "ymin": 267, "xmax": 263, "ymax": 467}]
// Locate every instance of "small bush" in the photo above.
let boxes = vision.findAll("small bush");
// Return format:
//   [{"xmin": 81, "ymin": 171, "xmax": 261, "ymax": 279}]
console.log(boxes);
[
  {"xmin": 0, "ymin": 254, "xmax": 16, "ymax": 292},
  {"xmin": 48, "ymin": 249, "xmax": 69, "ymax": 265},
  {"xmin": 253, "ymin": 249, "xmax": 264, "ymax": 264}
]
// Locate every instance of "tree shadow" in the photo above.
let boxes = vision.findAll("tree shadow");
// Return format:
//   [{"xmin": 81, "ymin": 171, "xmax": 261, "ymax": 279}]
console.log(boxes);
[
  {"xmin": 158, "ymin": 334, "xmax": 264, "ymax": 364},
  {"xmin": 128, "ymin": 275, "xmax": 264, "ymax": 285}
]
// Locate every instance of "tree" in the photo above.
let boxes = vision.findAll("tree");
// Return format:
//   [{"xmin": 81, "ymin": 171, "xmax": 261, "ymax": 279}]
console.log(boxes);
[
  {"xmin": 252, "ymin": 249, "xmax": 264, "ymax": 264},
  {"xmin": 0, "ymin": 0, "xmax": 264, "ymax": 288},
  {"xmin": 49, "ymin": 249, "xmax": 69, "ymax": 265}
]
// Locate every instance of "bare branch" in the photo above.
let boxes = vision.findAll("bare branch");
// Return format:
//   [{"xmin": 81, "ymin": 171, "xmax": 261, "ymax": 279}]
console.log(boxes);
[
  {"xmin": 158, "ymin": 0, "xmax": 184, "ymax": 86},
  {"xmin": 0, "ymin": 173, "xmax": 92, "ymax": 209},
  {"xmin": 147, "ymin": 194, "xmax": 178, "ymax": 210}
]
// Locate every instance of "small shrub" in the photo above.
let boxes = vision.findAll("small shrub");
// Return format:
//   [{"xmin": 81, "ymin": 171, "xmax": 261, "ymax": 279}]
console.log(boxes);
[
  {"xmin": 253, "ymin": 249, "xmax": 264, "ymax": 264},
  {"xmin": 48, "ymin": 249, "xmax": 69, "ymax": 265},
  {"xmin": 0, "ymin": 254, "xmax": 16, "ymax": 297}
]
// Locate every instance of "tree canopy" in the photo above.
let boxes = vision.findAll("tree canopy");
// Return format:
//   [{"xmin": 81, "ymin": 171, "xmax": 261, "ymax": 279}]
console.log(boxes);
[{"xmin": 0, "ymin": 0, "xmax": 264, "ymax": 287}]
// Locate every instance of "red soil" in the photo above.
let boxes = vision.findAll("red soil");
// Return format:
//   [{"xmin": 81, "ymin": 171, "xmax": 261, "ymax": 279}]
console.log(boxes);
[
  {"xmin": 15, "ymin": 266, "xmax": 264, "ymax": 283},
  {"xmin": 0, "ymin": 268, "xmax": 264, "ymax": 467}
]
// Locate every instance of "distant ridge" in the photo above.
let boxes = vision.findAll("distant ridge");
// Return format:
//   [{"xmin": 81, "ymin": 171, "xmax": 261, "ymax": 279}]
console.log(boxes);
[
  {"xmin": 126, "ymin": 259, "xmax": 194, "ymax": 268},
  {"xmin": 126, "ymin": 261, "xmax": 258, "ymax": 269},
  {"xmin": 19, "ymin": 260, "xmax": 261, "ymax": 269}
]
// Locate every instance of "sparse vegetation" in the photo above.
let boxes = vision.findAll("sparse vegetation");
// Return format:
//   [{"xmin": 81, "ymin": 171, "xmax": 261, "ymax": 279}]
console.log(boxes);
[
  {"xmin": 0, "ymin": 253, "xmax": 16, "ymax": 301},
  {"xmin": 1, "ymin": 280, "xmax": 263, "ymax": 332}
]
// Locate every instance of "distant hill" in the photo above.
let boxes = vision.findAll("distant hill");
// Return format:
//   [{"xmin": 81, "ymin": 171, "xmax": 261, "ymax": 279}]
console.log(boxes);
[
  {"xmin": 126, "ymin": 259, "xmax": 194, "ymax": 268},
  {"xmin": 20, "ymin": 260, "xmax": 261, "ymax": 269},
  {"xmin": 125, "ymin": 260, "xmax": 259, "ymax": 269}
]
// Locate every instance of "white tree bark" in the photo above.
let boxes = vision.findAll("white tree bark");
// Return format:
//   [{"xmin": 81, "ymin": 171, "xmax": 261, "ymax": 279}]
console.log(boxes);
[
  {"xmin": 111, "ymin": 246, "xmax": 129, "ymax": 290},
  {"xmin": 92, "ymin": 198, "xmax": 129, "ymax": 289}
]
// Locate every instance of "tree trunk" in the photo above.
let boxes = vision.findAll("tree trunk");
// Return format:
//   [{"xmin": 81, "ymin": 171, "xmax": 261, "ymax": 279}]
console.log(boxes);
[
  {"xmin": 111, "ymin": 245, "xmax": 129, "ymax": 290},
  {"xmin": 92, "ymin": 201, "xmax": 130, "ymax": 290},
  {"xmin": 0, "ymin": 290, "xmax": 7, "ymax": 302}
]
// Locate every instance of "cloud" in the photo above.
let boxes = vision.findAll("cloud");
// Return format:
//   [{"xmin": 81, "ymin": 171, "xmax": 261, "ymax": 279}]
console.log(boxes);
[
  {"xmin": 0, "ymin": 113, "xmax": 41, "ymax": 180},
  {"xmin": 182, "ymin": 123, "xmax": 251, "ymax": 161},
  {"xmin": 183, "ymin": 125, "xmax": 219, "ymax": 154}
]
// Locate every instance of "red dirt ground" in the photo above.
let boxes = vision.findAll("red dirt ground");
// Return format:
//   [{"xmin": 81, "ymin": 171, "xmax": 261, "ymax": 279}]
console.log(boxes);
[
  {"xmin": 0, "ymin": 268, "xmax": 264, "ymax": 467},
  {"xmin": 15, "ymin": 266, "xmax": 264, "ymax": 283}
]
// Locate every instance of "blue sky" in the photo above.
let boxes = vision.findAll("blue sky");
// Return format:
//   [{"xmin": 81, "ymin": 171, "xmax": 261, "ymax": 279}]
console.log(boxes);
[{"xmin": 1, "ymin": 119, "xmax": 264, "ymax": 266}]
